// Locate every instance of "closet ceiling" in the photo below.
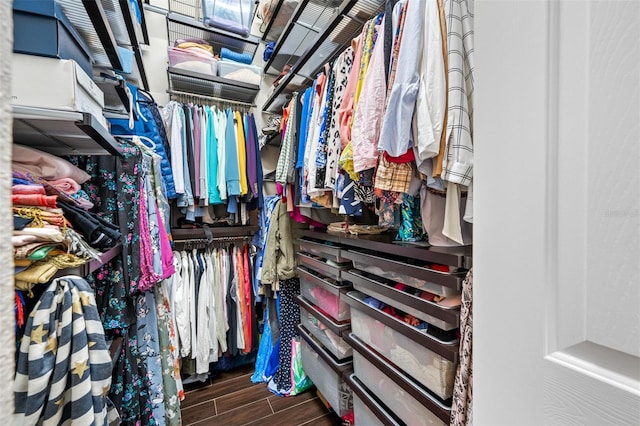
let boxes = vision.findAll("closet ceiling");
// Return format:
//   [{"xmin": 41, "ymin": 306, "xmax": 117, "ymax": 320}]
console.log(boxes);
[{"xmin": 262, "ymin": 0, "xmax": 385, "ymax": 113}]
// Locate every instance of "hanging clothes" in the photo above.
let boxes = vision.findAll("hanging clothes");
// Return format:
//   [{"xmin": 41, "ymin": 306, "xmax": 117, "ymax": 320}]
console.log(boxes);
[
  {"xmin": 136, "ymin": 292, "xmax": 166, "ymax": 424},
  {"xmin": 109, "ymin": 85, "xmax": 177, "ymax": 200},
  {"xmin": 168, "ymin": 241, "xmax": 257, "ymax": 378},
  {"xmin": 324, "ymin": 47, "xmax": 354, "ymax": 190},
  {"xmin": 267, "ymin": 277, "xmax": 300, "ymax": 396},
  {"xmin": 451, "ymin": 268, "xmax": 473, "ymax": 426},
  {"xmin": 154, "ymin": 284, "xmax": 184, "ymax": 423}
]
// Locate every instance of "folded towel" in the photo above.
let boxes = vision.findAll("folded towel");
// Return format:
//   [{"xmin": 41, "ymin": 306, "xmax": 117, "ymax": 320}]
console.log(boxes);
[
  {"xmin": 46, "ymin": 178, "xmax": 81, "ymax": 194},
  {"xmin": 12, "ymin": 194, "xmax": 58, "ymax": 208},
  {"xmin": 12, "ymin": 184, "xmax": 46, "ymax": 195},
  {"xmin": 221, "ymin": 47, "xmax": 252, "ymax": 64},
  {"xmin": 14, "ymin": 171, "xmax": 93, "ymax": 210},
  {"xmin": 13, "ymin": 145, "xmax": 90, "ymax": 183},
  {"xmin": 175, "ymin": 40, "xmax": 214, "ymax": 55}
]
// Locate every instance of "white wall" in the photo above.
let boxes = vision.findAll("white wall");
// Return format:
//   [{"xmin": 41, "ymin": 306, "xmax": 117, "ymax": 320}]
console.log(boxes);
[
  {"xmin": 142, "ymin": 0, "xmax": 278, "ymax": 131},
  {"xmin": 0, "ymin": 0, "xmax": 15, "ymax": 420}
]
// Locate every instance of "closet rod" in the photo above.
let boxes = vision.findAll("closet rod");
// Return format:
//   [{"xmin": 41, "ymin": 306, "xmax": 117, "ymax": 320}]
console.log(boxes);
[
  {"xmin": 167, "ymin": 90, "xmax": 256, "ymax": 108},
  {"xmin": 173, "ymin": 235, "xmax": 253, "ymax": 250}
]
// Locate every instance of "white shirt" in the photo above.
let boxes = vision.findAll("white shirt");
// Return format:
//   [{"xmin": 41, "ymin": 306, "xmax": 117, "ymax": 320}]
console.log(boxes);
[
  {"xmin": 378, "ymin": 0, "xmax": 427, "ymax": 157},
  {"xmin": 414, "ymin": 0, "xmax": 447, "ymax": 173},
  {"xmin": 189, "ymin": 250, "xmax": 198, "ymax": 359},
  {"xmin": 164, "ymin": 102, "xmax": 185, "ymax": 194},
  {"xmin": 206, "ymin": 251, "xmax": 219, "ymax": 362},
  {"xmin": 177, "ymin": 251, "xmax": 191, "ymax": 358},
  {"xmin": 214, "ymin": 249, "xmax": 228, "ymax": 353},
  {"xmin": 196, "ymin": 251, "xmax": 212, "ymax": 374}
]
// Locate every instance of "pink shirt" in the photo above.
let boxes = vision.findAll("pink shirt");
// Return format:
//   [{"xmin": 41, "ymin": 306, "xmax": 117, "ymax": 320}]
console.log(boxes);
[
  {"xmin": 352, "ymin": 21, "xmax": 386, "ymax": 173},
  {"xmin": 338, "ymin": 33, "xmax": 364, "ymax": 149}
]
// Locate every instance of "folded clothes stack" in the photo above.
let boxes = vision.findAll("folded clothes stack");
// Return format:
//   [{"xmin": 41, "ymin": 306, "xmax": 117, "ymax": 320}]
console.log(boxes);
[
  {"xmin": 12, "ymin": 145, "xmax": 121, "ymax": 293},
  {"xmin": 174, "ymin": 37, "xmax": 215, "ymax": 56}
]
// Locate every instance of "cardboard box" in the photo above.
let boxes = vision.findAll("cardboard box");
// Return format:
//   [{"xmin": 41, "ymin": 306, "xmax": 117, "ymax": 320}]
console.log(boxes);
[
  {"xmin": 12, "ymin": 54, "xmax": 107, "ymax": 128},
  {"xmin": 13, "ymin": 0, "xmax": 94, "ymax": 77}
]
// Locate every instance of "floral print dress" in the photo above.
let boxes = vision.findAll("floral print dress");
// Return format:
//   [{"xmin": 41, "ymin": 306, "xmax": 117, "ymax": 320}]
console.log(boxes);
[{"xmin": 72, "ymin": 139, "xmax": 182, "ymax": 425}]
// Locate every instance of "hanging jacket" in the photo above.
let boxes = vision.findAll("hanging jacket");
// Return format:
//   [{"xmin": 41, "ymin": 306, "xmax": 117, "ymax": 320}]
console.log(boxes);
[
  {"xmin": 108, "ymin": 84, "xmax": 177, "ymax": 199},
  {"xmin": 261, "ymin": 199, "xmax": 295, "ymax": 289}
]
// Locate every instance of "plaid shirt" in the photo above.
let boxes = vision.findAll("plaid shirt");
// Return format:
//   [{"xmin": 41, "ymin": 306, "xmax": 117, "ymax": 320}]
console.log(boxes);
[
  {"xmin": 441, "ymin": 0, "xmax": 475, "ymax": 186},
  {"xmin": 374, "ymin": 155, "xmax": 413, "ymax": 194}
]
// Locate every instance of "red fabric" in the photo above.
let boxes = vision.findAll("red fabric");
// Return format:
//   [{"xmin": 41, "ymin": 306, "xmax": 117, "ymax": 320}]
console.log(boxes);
[
  {"xmin": 12, "ymin": 184, "xmax": 46, "ymax": 195},
  {"xmin": 312, "ymin": 286, "xmax": 339, "ymax": 319},
  {"xmin": 384, "ymin": 148, "xmax": 415, "ymax": 163},
  {"xmin": 243, "ymin": 245, "xmax": 253, "ymax": 351},
  {"xmin": 12, "ymin": 194, "xmax": 58, "ymax": 208},
  {"xmin": 15, "ymin": 293, "xmax": 24, "ymax": 328},
  {"xmin": 420, "ymin": 290, "xmax": 437, "ymax": 301},
  {"xmin": 236, "ymin": 248, "xmax": 250, "ymax": 354},
  {"xmin": 431, "ymin": 264, "xmax": 449, "ymax": 272},
  {"xmin": 393, "ymin": 283, "xmax": 408, "ymax": 292}
]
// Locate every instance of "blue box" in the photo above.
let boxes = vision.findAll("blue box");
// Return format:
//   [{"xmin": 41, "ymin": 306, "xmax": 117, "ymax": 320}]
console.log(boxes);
[{"xmin": 13, "ymin": 0, "xmax": 94, "ymax": 76}]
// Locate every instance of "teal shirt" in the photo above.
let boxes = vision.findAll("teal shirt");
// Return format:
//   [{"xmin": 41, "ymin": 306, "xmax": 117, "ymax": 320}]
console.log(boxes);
[{"xmin": 206, "ymin": 106, "xmax": 223, "ymax": 204}]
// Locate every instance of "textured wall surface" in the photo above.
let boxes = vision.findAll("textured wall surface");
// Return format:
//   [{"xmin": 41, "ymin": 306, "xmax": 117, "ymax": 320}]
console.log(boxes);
[{"xmin": 0, "ymin": 0, "xmax": 14, "ymax": 420}]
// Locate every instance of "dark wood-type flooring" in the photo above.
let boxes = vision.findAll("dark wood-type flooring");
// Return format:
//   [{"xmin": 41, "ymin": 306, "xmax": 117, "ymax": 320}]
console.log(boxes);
[{"xmin": 180, "ymin": 363, "xmax": 342, "ymax": 425}]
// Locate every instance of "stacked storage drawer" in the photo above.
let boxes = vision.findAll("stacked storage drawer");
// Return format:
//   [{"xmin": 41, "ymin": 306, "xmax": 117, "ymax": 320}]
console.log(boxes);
[
  {"xmin": 341, "ymin": 246, "xmax": 467, "ymax": 425},
  {"xmin": 295, "ymin": 230, "xmax": 471, "ymax": 426},
  {"xmin": 295, "ymin": 237, "xmax": 354, "ymax": 418},
  {"xmin": 345, "ymin": 373, "xmax": 402, "ymax": 426},
  {"xmin": 298, "ymin": 325, "xmax": 353, "ymax": 417}
]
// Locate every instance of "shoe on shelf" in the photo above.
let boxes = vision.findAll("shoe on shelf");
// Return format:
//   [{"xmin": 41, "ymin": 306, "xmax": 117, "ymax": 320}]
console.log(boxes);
[{"xmin": 262, "ymin": 115, "xmax": 281, "ymax": 134}]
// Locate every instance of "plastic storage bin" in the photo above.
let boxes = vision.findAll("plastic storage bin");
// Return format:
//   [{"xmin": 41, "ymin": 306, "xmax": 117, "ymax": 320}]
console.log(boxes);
[
  {"xmin": 298, "ymin": 266, "xmax": 351, "ymax": 322},
  {"xmin": 297, "ymin": 296, "xmax": 352, "ymax": 360},
  {"xmin": 298, "ymin": 325, "xmax": 352, "ymax": 417},
  {"xmin": 343, "ymin": 269, "xmax": 459, "ymax": 331},
  {"xmin": 218, "ymin": 60, "xmax": 263, "ymax": 85},
  {"xmin": 298, "ymin": 253, "xmax": 351, "ymax": 283},
  {"xmin": 202, "ymin": 0, "xmax": 254, "ymax": 36},
  {"xmin": 353, "ymin": 393, "xmax": 385, "ymax": 426},
  {"xmin": 297, "ymin": 237, "xmax": 348, "ymax": 263},
  {"xmin": 345, "ymin": 291, "xmax": 458, "ymax": 400},
  {"xmin": 168, "ymin": 46, "xmax": 218, "ymax": 76},
  {"xmin": 353, "ymin": 350, "xmax": 448, "ymax": 425},
  {"xmin": 342, "ymin": 249, "xmax": 463, "ymax": 297},
  {"xmin": 345, "ymin": 373, "xmax": 402, "ymax": 426}
]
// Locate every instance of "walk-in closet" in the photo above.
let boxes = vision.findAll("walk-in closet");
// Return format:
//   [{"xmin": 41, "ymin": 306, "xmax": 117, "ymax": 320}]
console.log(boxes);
[{"xmin": 3, "ymin": 0, "xmax": 638, "ymax": 425}]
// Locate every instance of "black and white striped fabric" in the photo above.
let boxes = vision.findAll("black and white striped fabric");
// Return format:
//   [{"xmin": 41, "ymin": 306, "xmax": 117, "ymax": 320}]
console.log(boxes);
[{"xmin": 15, "ymin": 276, "xmax": 113, "ymax": 425}]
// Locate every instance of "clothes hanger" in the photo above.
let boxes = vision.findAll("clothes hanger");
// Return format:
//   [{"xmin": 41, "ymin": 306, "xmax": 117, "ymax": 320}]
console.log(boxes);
[{"xmin": 112, "ymin": 135, "xmax": 157, "ymax": 150}]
